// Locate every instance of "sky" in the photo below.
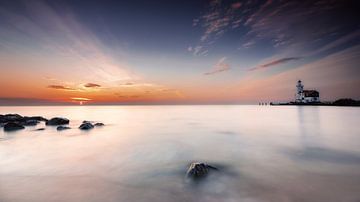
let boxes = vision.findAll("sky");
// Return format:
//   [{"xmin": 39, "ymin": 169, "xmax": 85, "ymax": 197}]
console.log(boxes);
[{"xmin": 0, "ymin": 0, "xmax": 359, "ymax": 105}]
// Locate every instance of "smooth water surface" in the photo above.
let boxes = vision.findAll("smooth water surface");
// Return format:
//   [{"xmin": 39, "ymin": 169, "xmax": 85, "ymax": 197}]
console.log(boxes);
[{"xmin": 0, "ymin": 105, "xmax": 360, "ymax": 202}]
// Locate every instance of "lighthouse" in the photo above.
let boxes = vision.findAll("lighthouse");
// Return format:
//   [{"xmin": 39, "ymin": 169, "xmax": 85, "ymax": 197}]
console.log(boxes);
[
  {"xmin": 295, "ymin": 80, "xmax": 304, "ymax": 102},
  {"xmin": 295, "ymin": 80, "xmax": 320, "ymax": 103}
]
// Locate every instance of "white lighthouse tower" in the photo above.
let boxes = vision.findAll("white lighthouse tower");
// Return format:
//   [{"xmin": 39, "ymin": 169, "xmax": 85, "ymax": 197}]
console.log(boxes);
[{"xmin": 295, "ymin": 80, "xmax": 304, "ymax": 102}]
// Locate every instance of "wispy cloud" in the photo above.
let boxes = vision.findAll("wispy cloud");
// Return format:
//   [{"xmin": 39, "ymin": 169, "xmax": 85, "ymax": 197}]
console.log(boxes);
[
  {"xmin": 242, "ymin": 40, "xmax": 255, "ymax": 49},
  {"xmin": 188, "ymin": 45, "xmax": 208, "ymax": 56},
  {"xmin": 240, "ymin": 0, "xmax": 359, "ymax": 52},
  {"xmin": 231, "ymin": 2, "xmax": 242, "ymax": 9},
  {"xmin": 0, "ymin": 0, "xmax": 136, "ymax": 83},
  {"xmin": 84, "ymin": 83, "xmax": 101, "ymax": 88},
  {"xmin": 47, "ymin": 85, "xmax": 76, "ymax": 91},
  {"xmin": 249, "ymin": 57, "xmax": 301, "ymax": 71},
  {"xmin": 191, "ymin": 0, "xmax": 243, "ymax": 56},
  {"xmin": 192, "ymin": 0, "xmax": 359, "ymax": 57},
  {"xmin": 204, "ymin": 57, "xmax": 230, "ymax": 75},
  {"xmin": 306, "ymin": 30, "xmax": 360, "ymax": 57}
]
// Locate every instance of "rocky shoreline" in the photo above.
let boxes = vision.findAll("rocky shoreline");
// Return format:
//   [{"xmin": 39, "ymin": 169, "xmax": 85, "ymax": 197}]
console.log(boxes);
[
  {"xmin": 0, "ymin": 114, "xmax": 104, "ymax": 132},
  {"xmin": 270, "ymin": 98, "xmax": 360, "ymax": 107},
  {"xmin": 1, "ymin": 113, "xmax": 221, "ymax": 181}
]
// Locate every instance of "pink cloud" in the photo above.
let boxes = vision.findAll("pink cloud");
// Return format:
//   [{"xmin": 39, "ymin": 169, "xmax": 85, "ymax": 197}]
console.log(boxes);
[
  {"xmin": 249, "ymin": 57, "xmax": 301, "ymax": 71},
  {"xmin": 204, "ymin": 57, "xmax": 230, "ymax": 75},
  {"xmin": 231, "ymin": 2, "xmax": 242, "ymax": 9}
]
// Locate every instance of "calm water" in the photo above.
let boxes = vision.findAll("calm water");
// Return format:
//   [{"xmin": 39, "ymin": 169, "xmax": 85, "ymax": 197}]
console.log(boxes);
[{"xmin": 0, "ymin": 105, "xmax": 360, "ymax": 202}]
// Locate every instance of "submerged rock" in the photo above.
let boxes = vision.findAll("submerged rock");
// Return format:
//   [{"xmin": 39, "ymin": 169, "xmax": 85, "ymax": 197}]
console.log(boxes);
[
  {"xmin": 186, "ymin": 162, "xmax": 218, "ymax": 179},
  {"xmin": 4, "ymin": 122, "xmax": 25, "ymax": 131},
  {"xmin": 79, "ymin": 122, "xmax": 94, "ymax": 130},
  {"xmin": 94, "ymin": 122, "xmax": 105, "ymax": 127},
  {"xmin": 46, "ymin": 117, "xmax": 69, "ymax": 126},
  {"xmin": 57, "ymin": 126, "xmax": 71, "ymax": 131}
]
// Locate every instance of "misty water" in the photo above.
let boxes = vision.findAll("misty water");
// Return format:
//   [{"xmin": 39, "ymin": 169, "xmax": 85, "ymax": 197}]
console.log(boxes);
[{"xmin": 0, "ymin": 105, "xmax": 360, "ymax": 202}]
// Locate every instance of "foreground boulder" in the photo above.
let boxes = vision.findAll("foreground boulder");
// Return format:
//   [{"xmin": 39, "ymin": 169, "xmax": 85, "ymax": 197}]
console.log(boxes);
[
  {"xmin": 46, "ymin": 117, "xmax": 69, "ymax": 126},
  {"xmin": 4, "ymin": 122, "xmax": 25, "ymax": 131},
  {"xmin": 186, "ymin": 162, "xmax": 218, "ymax": 179},
  {"xmin": 57, "ymin": 126, "xmax": 71, "ymax": 131},
  {"xmin": 79, "ymin": 122, "xmax": 94, "ymax": 130}
]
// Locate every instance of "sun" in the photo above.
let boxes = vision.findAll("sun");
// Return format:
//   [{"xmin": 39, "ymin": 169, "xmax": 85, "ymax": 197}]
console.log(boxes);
[{"xmin": 70, "ymin": 97, "xmax": 91, "ymax": 105}]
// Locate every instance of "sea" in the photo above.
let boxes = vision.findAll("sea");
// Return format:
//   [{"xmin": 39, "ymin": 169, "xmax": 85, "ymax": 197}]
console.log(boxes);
[{"xmin": 0, "ymin": 105, "xmax": 360, "ymax": 202}]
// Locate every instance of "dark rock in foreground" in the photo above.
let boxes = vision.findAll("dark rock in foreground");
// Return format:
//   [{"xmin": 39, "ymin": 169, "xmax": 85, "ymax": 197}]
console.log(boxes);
[
  {"xmin": 4, "ymin": 122, "xmax": 25, "ymax": 131},
  {"xmin": 1, "ymin": 114, "xmax": 48, "ymax": 127},
  {"xmin": 79, "ymin": 122, "xmax": 94, "ymax": 130},
  {"xmin": 57, "ymin": 126, "xmax": 71, "ymax": 131},
  {"xmin": 22, "ymin": 119, "xmax": 39, "ymax": 126},
  {"xmin": 34, "ymin": 128, "xmax": 45, "ymax": 131},
  {"xmin": 46, "ymin": 117, "xmax": 69, "ymax": 126},
  {"xmin": 23, "ymin": 116, "xmax": 48, "ymax": 122},
  {"xmin": 0, "ymin": 114, "xmax": 23, "ymax": 123},
  {"xmin": 186, "ymin": 162, "xmax": 218, "ymax": 180},
  {"xmin": 94, "ymin": 122, "xmax": 105, "ymax": 127}
]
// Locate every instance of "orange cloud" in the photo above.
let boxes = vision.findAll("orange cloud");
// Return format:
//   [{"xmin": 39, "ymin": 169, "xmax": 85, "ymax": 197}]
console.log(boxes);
[
  {"xmin": 84, "ymin": 83, "xmax": 101, "ymax": 88},
  {"xmin": 47, "ymin": 85, "xmax": 76, "ymax": 91},
  {"xmin": 71, "ymin": 97, "xmax": 92, "ymax": 101}
]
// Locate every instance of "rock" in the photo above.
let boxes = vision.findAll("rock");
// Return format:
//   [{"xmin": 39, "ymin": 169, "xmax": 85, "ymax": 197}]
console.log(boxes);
[
  {"xmin": 333, "ymin": 98, "xmax": 360, "ymax": 106},
  {"xmin": 94, "ymin": 122, "xmax": 105, "ymax": 127},
  {"xmin": 79, "ymin": 122, "xmax": 94, "ymax": 130},
  {"xmin": 4, "ymin": 122, "xmax": 25, "ymax": 131},
  {"xmin": 1, "ymin": 114, "xmax": 23, "ymax": 123},
  {"xmin": 186, "ymin": 162, "xmax": 218, "ymax": 179},
  {"xmin": 82, "ymin": 121, "xmax": 104, "ymax": 127},
  {"xmin": 22, "ymin": 119, "xmax": 39, "ymax": 126},
  {"xmin": 46, "ymin": 117, "xmax": 69, "ymax": 125},
  {"xmin": 34, "ymin": 128, "xmax": 45, "ymax": 131},
  {"xmin": 57, "ymin": 126, "xmax": 71, "ymax": 131},
  {"xmin": 23, "ymin": 116, "xmax": 48, "ymax": 122},
  {"xmin": 1, "ymin": 114, "xmax": 48, "ymax": 124}
]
